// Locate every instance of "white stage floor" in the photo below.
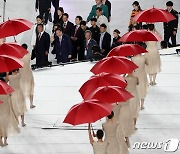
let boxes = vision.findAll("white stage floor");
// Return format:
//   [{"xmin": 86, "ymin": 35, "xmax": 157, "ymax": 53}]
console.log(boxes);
[{"xmin": 0, "ymin": 0, "xmax": 180, "ymax": 154}]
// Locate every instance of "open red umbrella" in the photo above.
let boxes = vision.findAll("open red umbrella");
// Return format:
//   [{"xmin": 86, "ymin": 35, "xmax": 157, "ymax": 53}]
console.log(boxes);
[
  {"xmin": 79, "ymin": 73, "xmax": 127, "ymax": 99},
  {"xmin": 0, "ymin": 101, "xmax": 2, "ymax": 105},
  {"xmin": 0, "ymin": 55, "xmax": 23, "ymax": 72},
  {"xmin": 63, "ymin": 99, "xmax": 113, "ymax": 126},
  {"xmin": 0, "ymin": 42, "xmax": 28, "ymax": 58},
  {"xmin": 0, "ymin": 19, "xmax": 33, "ymax": 39},
  {"xmin": 107, "ymin": 44, "xmax": 148, "ymax": 57},
  {"xmin": 133, "ymin": 7, "xmax": 176, "ymax": 23},
  {"xmin": 119, "ymin": 30, "xmax": 161, "ymax": 42},
  {"xmin": 0, "ymin": 80, "xmax": 14, "ymax": 94},
  {"xmin": 91, "ymin": 56, "xmax": 138, "ymax": 75},
  {"xmin": 85, "ymin": 86, "xmax": 133, "ymax": 103}
]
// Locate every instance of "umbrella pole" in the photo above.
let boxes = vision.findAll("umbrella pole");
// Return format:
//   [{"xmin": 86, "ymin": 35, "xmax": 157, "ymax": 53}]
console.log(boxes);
[
  {"xmin": 3, "ymin": 0, "xmax": 6, "ymax": 22},
  {"xmin": 13, "ymin": 36, "xmax": 17, "ymax": 43}
]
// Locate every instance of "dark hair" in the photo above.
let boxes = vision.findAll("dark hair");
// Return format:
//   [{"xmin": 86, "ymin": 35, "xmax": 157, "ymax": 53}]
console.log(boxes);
[
  {"xmin": 76, "ymin": 16, "xmax": 83, "ymax": 21},
  {"xmin": 132, "ymin": 1, "xmax": 139, "ymax": 6},
  {"xmin": 63, "ymin": 13, "xmax": 69, "ymax": 18},
  {"xmin": 100, "ymin": 23, "xmax": 107, "ymax": 29},
  {"xmin": 80, "ymin": 20, "xmax": 86, "ymax": 26},
  {"xmin": 57, "ymin": 7, "xmax": 64, "ymax": 13},
  {"xmin": 142, "ymin": 24, "xmax": 148, "ymax": 30},
  {"xmin": 148, "ymin": 24, "xmax": 155, "ymax": 31},
  {"xmin": 107, "ymin": 111, "xmax": 114, "ymax": 119},
  {"xmin": 36, "ymin": 15, "xmax": 43, "ymax": 20},
  {"xmin": 21, "ymin": 43, "xmax": 28, "ymax": 49},
  {"xmin": 96, "ymin": 7, "xmax": 102, "ymax": 12},
  {"xmin": 166, "ymin": 1, "xmax": 173, "ymax": 6},
  {"xmin": 161, "ymin": 41, "xmax": 168, "ymax": 49},
  {"xmin": 113, "ymin": 29, "xmax": 120, "ymax": 34},
  {"xmin": 55, "ymin": 28, "xmax": 63, "ymax": 33},
  {"xmin": 96, "ymin": 130, "xmax": 104, "ymax": 139},
  {"xmin": 133, "ymin": 24, "xmax": 140, "ymax": 30},
  {"xmin": 37, "ymin": 24, "xmax": 44, "ymax": 28},
  {"xmin": 90, "ymin": 18, "xmax": 97, "ymax": 22},
  {"xmin": 0, "ymin": 72, "xmax": 6, "ymax": 78},
  {"xmin": 0, "ymin": 78, "xmax": 5, "ymax": 82},
  {"xmin": 52, "ymin": 24, "xmax": 61, "ymax": 33}
]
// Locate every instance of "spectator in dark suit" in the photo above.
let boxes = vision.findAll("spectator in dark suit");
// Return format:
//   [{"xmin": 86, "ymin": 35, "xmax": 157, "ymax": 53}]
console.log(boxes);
[
  {"xmin": 98, "ymin": 24, "xmax": 111, "ymax": 56},
  {"xmin": 52, "ymin": 0, "xmax": 60, "ymax": 20},
  {"xmin": 102, "ymin": 0, "xmax": 111, "ymax": 22},
  {"xmin": 90, "ymin": 18, "xmax": 100, "ymax": 43},
  {"xmin": 84, "ymin": 30, "xmax": 97, "ymax": 60},
  {"xmin": 62, "ymin": 13, "xmax": 74, "ymax": 37},
  {"xmin": 53, "ymin": 7, "xmax": 64, "ymax": 24},
  {"xmin": 80, "ymin": 20, "xmax": 90, "ymax": 32},
  {"xmin": 35, "ymin": 0, "xmax": 51, "ymax": 24},
  {"xmin": 51, "ymin": 28, "xmax": 72, "ymax": 63},
  {"xmin": 111, "ymin": 29, "xmax": 122, "ymax": 49},
  {"xmin": 164, "ymin": 1, "xmax": 179, "ymax": 47},
  {"xmin": 71, "ymin": 16, "xmax": 85, "ymax": 61},
  {"xmin": 34, "ymin": 24, "xmax": 50, "ymax": 67}
]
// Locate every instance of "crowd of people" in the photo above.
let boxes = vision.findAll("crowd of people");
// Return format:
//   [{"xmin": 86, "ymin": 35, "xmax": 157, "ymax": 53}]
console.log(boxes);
[{"xmin": 0, "ymin": 0, "xmax": 179, "ymax": 152}]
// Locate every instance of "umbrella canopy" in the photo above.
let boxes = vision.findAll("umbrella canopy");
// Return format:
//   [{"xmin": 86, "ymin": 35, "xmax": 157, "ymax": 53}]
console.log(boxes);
[
  {"xmin": 0, "ymin": 100, "xmax": 2, "ymax": 105},
  {"xmin": 119, "ymin": 30, "xmax": 161, "ymax": 42},
  {"xmin": 63, "ymin": 99, "xmax": 113, "ymax": 126},
  {"xmin": 133, "ymin": 7, "xmax": 176, "ymax": 23},
  {"xmin": 0, "ymin": 55, "xmax": 23, "ymax": 73},
  {"xmin": 90, "ymin": 56, "xmax": 138, "ymax": 75},
  {"xmin": 107, "ymin": 44, "xmax": 148, "ymax": 57},
  {"xmin": 0, "ymin": 19, "xmax": 33, "ymax": 39},
  {"xmin": 0, "ymin": 42, "xmax": 28, "ymax": 58},
  {"xmin": 79, "ymin": 73, "xmax": 127, "ymax": 99},
  {"xmin": 85, "ymin": 86, "xmax": 133, "ymax": 103},
  {"xmin": 0, "ymin": 80, "xmax": 14, "ymax": 94}
]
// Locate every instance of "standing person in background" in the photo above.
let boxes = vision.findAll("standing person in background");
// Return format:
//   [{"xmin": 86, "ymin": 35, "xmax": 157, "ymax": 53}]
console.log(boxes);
[
  {"xmin": 164, "ymin": 1, "xmax": 179, "ymax": 47},
  {"xmin": 35, "ymin": 0, "xmax": 51, "ymax": 25},
  {"xmin": 111, "ymin": 29, "xmax": 122, "ymax": 49},
  {"xmin": 102, "ymin": 0, "xmax": 111, "ymax": 22},
  {"xmin": 87, "ymin": 0, "xmax": 108, "ymax": 22},
  {"xmin": 98, "ymin": 24, "xmax": 111, "ymax": 56},
  {"xmin": 129, "ymin": 1, "xmax": 142, "ymax": 31},
  {"xmin": 52, "ymin": 0, "xmax": 60, "ymax": 21},
  {"xmin": 84, "ymin": 30, "xmax": 97, "ymax": 60},
  {"xmin": 71, "ymin": 16, "xmax": 84, "ymax": 61},
  {"xmin": 53, "ymin": 7, "xmax": 64, "ymax": 25},
  {"xmin": 90, "ymin": 18, "xmax": 100, "ymax": 43},
  {"xmin": 62, "ymin": 13, "xmax": 74, "ymax": 37},
  {"xmin": 96, "ymin": 7, "xmax": 110, "ymax": 33},
  {"xmin": 20, "ymin": 44, "xmax": 35, "ymax": 109},
  {"xmin": 51, "ymin": 28, "xmax": 72, "ymax": 64},
  {"xmin": 34, "ymin": 24, "xmax": 50, "ymax": 68}
]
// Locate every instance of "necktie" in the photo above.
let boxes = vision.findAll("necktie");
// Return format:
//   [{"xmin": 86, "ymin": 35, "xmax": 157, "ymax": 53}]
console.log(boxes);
[
  {"xmin": 86, "ymin": 40, "xmax": 89, "ymax": 49},
  {"xmin": 38, "ymin": 33, "xmax": 41, "ymax": 41},
  {"xmin": 74, "ymin": 26, "xmax": 78, "ymax": 36},
  {"xmin": 63, "ymin": 23, "xmax": 67, "ymax": 28},
  {"xmin": 99, "ymin": 34, "xmax": 103, "ymax": 49},
  {"xmin": 59, "ymin": 37, "xmax": 62, "ymax": 45}
]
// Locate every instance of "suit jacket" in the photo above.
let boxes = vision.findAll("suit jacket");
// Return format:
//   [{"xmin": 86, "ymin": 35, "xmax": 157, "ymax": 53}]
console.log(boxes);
[
  {"xmin": 72, "ymin": 25, "xmax": 84, "ymax": 48},
  {"xmin": 52, "ymin": 0, "xmax": 59, "ymax": 8},
  {"xmin": 35, "ymin": 0, "xmax": 51, "ymax": 10},
  {"xmin": 164, "ymin": 9, "xmax": 179, "ymax": 33},
  {"xmin": 105, "ymin": 0, "xmax": 111, "ymax": 17},
  {"xmin": 98, "ymin": 32, "xmax": 111, "ymax": 55},
  {"xmin": 84, "ymin": 39, "xmax": 97, "ymax": 60},
  {"xmin": 34, "ymin": 31, "xmax": 50, "ymax": 54},
  {"xmin": 90, "ymin": 26, "xmax": 100, "ymax": 43},
  {"xmin": 54, "ymin": 34, "xmax": 72, "ymax": 63},
  {"xmin": 62, "ymin": 21, "xmax": 74, "ymax": 37}
]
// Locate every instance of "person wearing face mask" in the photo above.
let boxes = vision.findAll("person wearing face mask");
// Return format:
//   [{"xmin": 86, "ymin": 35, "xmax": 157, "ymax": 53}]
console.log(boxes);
[
  {"xmin": 164, "ymin": 1, "xmax": 179, "ymax": 47},
  {"xmin": 87, "ymin": 0, "xmax": 109, "ymax": 22}
]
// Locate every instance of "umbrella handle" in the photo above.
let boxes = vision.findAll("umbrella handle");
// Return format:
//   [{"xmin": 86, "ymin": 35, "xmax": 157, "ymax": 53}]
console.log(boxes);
[{"xmin": 14, "ymin": 36, "xmax": 17, "ymax": 43}]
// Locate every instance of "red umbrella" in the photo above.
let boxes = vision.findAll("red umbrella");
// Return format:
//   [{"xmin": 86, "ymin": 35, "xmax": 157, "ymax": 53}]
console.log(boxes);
[
  {"xmin": 0, "ymin": 55, "xmax": 23, "ymax": 72},
  {"xmin": 63, "ymin": 99, "xmax": 113, "ymax": 126},
  {"xmin": 119, "ymin": 30, "xmax": 161, "ymax": 42},
  {"xmin": 79, "ymin": 73, "xmax": 127, "ymax": 99},
  {"xmin": 86, "ymin": 86, "xmax": 133, "ymax": 103},
  {"xmin": 133, "ymin": 7, "xmax": 176, "ymax": 23},
  {"xmin": 0, "ymin": 101, "xmax": 2, "ymax": 105},
  {"xmin": 0, "ymin": 80, "xmax": 14, "ymax": 94},
  {"xmin": 0, "ymin": 42, "xmax": 28, "ymax": 58},
  {"xmin": 0, "ymin": 19, "xmax": 33, "ymax": 39},
  {"xmin": 107, "ymin": 44, "xmax": 148, "ymax": 57},
  {"xmin": 90, "ymin": 56, "xmax": 138, "ymax": 75}
]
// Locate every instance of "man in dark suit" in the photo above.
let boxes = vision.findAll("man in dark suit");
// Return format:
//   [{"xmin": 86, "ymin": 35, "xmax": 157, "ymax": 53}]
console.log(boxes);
[
  {"xmin": 51, "ymin": 28, "xmax": 72, "ymax": 63},
  {"xmin": 35, "ymin": 0, "xmax": 51, "ymax": 24},
  {"xmin": 98, "ymin": 23, "xmax": 111, "ymax": 56},
  {"xmin": 164, "ymin": 1, "xmax": 179, "ymax": 47},
  {"xmin": 103, "ymin": 0, "xmax": 111, "ymax": 22},
  {"xmin": 34, "ymin": 24, "xmax": 50, "ymax": 67},
  {"xmin": 52, "ymin": 0, "xmax": 60, "ymax": 20},
  {"xmin": 71, "ymin": 16, "xmax": 84, "ymax": 61},
  {"xmin": 62, "ymin": 13, "xmax": 74, "ymax": 37},
  {"xmin": 84, "ymin": 30, "xmax": 97, "ymax": 60}
]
